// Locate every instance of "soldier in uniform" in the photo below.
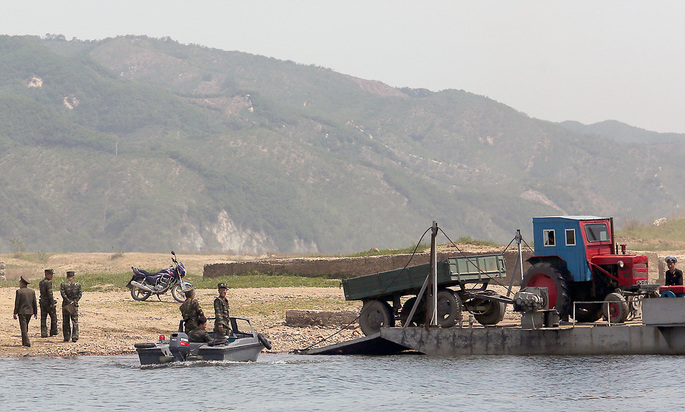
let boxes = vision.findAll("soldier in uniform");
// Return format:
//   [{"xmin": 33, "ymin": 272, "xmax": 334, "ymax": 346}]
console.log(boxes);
[
  {"xmin": 60, "ymin": 270, "xmax": 82, "ymax": 342},
  {"xmin": 187, "ymin": 316, "xmax": 212, "ymax": 343},
  {"xmin": 39, "ymin": 269, "xmax": 59, "ymax": 337},
  {"xmin": 13, "ymin": 276, "xmax": 37, "ymax": 347},
  {"xmin": 179, "ymin": 288, "xmax": 204, "ymax": 334},
  {"xmin": 213, "ymin": 283, "xmax": 231, "ymax": 338}
]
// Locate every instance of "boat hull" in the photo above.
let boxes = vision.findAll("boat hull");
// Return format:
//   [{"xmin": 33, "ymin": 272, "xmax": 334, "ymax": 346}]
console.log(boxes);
[{"xmin": 137, "ymin": 337, "xmax": 263, "ymax": 365}]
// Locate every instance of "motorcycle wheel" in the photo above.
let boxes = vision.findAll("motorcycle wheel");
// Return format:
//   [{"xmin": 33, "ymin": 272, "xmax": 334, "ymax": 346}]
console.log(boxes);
[
  {"xmin": 171, "ymin": 284, "xmax": 185, "ymax": 303},
  {"xmin": 131, "ymin": 288, "xmax": 152, "ymax": 301}
]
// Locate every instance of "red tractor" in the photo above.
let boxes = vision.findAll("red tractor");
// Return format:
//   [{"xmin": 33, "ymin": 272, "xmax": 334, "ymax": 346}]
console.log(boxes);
[{"xmin": 522, "ymin": 216, "xmax": 651, "ymax": 322}]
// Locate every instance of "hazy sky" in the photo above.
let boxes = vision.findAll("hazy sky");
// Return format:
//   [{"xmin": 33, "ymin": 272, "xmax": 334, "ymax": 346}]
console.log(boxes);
[{"xmin": 3, "ymin": 0, "xmax": 684, "ymax": 133}]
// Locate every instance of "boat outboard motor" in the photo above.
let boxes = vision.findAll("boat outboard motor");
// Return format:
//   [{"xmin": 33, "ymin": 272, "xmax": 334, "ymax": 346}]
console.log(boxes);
[{"xmin": 168, "ymin": 332, "xmax": 192, "ymax": 361}]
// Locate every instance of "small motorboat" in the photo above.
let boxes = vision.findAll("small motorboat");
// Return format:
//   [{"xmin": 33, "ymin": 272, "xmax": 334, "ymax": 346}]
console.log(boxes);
[{"xmin": 135, "ymin": 317, "xmax": 271, "ymax": 366}]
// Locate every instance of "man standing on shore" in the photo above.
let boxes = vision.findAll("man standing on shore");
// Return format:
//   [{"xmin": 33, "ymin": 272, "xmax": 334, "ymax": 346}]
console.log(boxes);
[
  {"xmin": 39, "ymin": 269, "xmax": 59, "ymax": 337},
  {"xmin": 179, "ymin": 288, "xmax": 204, "ymax": 334},
  {"xmin": 213, "ymin": 283, "xmax": 231, "ymax": 338},
  {"xmin": 13, "ymin": 276, "xmax": 37, "ymax": 347},
  {"xmin": 60, "ymin": 271, "xmax": 82, "ymax": 342}
]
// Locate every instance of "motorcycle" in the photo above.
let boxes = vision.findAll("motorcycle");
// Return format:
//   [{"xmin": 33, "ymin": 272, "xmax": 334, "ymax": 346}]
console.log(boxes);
[{"xmin": 126, "ymin": 251, "xmax": 192, "ymax": 302}]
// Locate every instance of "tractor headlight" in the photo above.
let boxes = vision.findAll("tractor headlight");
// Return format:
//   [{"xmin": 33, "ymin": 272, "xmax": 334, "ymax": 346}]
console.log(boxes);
[{"xmin": 618, "ymin": 260, "xmax": 624, "ymax": 268}]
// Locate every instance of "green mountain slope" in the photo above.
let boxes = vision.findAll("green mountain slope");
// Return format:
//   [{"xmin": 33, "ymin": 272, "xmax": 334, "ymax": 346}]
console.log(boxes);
[{"xmin": 1, "ymin": 35, "xmax": 683, "ymax": 254}]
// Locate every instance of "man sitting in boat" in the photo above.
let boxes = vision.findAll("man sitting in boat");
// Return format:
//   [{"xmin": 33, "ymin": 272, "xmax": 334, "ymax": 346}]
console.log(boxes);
[
  {"xmin": 179, "ymin": 288, "xmax": 204, "ymax": 333},
  {"xmin": 188, "ymin": 316, "xmax": 213, "ymax": 343}
]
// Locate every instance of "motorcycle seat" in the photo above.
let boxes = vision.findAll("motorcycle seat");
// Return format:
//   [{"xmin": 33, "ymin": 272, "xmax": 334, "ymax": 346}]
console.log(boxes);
[{"xmin": 133, "ymin": 267, "xmax": 166, "ymax": 278}]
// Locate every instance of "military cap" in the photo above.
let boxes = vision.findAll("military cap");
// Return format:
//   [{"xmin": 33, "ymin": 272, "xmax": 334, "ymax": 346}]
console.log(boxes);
[
  {"xmin": 20, "ymin": 276, "xmax": 30, "ymax": 284},
  {"xmin": 66, "ymin": 271, "xmax": 75, "ymax": 277},
  {"xmin": 665, "ymin": 256, "xmax": 678, "ymax": 264},
  {"xmin": 217, "ymin": 282, "xmax": 228, "ymax": 290},
  {"xmin": 44, "ymin": 269, "xmax": 54, "ymax": 275}
]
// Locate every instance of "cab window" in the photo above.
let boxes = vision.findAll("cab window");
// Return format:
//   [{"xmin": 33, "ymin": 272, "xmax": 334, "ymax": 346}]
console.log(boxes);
[
  {"xmin": 543, "ymin": 229, "xmax": 555, "ymax": 246},
  {"xmin": 585, "ymin": 223, "xmax": 609, "ymax": 243},
  {"xmin": 565, "ymin": 229, "xmax": 576, "ymax": 246}
]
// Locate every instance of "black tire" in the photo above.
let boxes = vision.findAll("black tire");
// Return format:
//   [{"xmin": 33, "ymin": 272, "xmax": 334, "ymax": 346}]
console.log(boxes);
[
  {"xmin": 134, "ymin": 342, "xmax": 156, "ymax": 349},
  {"xmin": 359, "ymin": 299, "xmax": 395, "ymax": 336},
  {"xmin": 574, "ymin": 302, "xmax": 603, "ymax": 323},
  {"xmin": 522, "ymin": 262, "xmax": 571, "ymax": 320},
  {"xmin": 257, "ymin": 333, "xmax": 272, "ymax": 350},
  {"xmin": 400, "ymin": 297, "xmax": 425, "ymax": 327},
  {"xmin": 131, "ymin": 287, "xmax": 151, "ymax": 301},
  {"xmin": 436, "ymin": 290, "xmax": 462, "ymax": 327},
  {"xmin": 171, "ymin": 283, "xmax": 185, "ymax": 303},
  {"xmin": 473, "ymin": 300, "xmax": 506, "ymax": 325},
  {"xmin": 602, "ymin": 292, "xmax": 629, "ymax": 323}
]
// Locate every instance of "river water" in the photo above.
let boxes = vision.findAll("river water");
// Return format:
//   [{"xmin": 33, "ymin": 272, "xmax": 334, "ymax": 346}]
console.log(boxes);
[{"xmin": 0, "ymin": 353, "xmax": 681, "ymax": 411}]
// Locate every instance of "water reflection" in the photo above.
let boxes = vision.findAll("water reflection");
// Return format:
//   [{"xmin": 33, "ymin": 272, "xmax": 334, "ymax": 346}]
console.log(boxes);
[{"xmin": 0, "ymin": 354, "xmax": 683, "ymax": 410}]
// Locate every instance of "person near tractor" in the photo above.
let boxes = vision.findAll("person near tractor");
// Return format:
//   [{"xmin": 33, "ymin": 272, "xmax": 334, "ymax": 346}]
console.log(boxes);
[
  {"xmin": 60, "ymin": 270, "xmax": 82, "ymax": 342},
  {"xmin": 39, "ymin": 268, "xmax": 59, "ymax": 337},
  {"xmin": 13, "ymin": 276, "xmax": 37, "ymax": 347},
  {"xmin": 665, "ymin": 256, "xmax": 683, "ymax": 286},
  {"xmin": 179, "ymin": 288, "xmax": 204, "ymax": 333},
  {"xmin": 188, "ymin": 316, "xmax": 213, "ymax": 343},
  {"xmin": 213, "ymin": 283, "xmax": 231, "ymax": 338}
]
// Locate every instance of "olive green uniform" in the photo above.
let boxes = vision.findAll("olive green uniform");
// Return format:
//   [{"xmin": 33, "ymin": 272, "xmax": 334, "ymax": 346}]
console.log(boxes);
[
  {"xmin": 188, "ymin": 327, "xmax": 212, "ymax": 343},
  {"xmin": 14, "ymin": 287, "xmax": 37, "ymax": 347},
  {"xmin": 60, "ymin": 278, "xmax": 82, "ymax": 342},
  {"xmin": 39, "ymin": 277, "xmax": 58, "ymax": 337},
  {"xmin": 179, "ymin": 298, "xmax": 204, "ymax": 333},
  {"xmin": 213, "ymin": 296, "xmax": 231, "ymax": 338}
]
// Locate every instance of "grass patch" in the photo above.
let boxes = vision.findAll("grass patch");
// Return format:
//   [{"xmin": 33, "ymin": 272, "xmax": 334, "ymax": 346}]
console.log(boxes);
[
  {"xmin": 190, "ymin": 274, "xmax": 341, "ymax": 289},
  {"xmin": 0, "ymin": 272, "xmax": 342, "ymax": 290},
  {"xmin": 349, "ymin": 243, "xmax": 431, "ymax": 257},
  {"xmin": 13, "ymin": 252, "xmax": 52, "ymax": 264},
  {"xmin": 618, "ymin": 216, "xmax": 685, "ymax": 251},
  {"xmin": 449, "ymin": 236, "xmax": 500, "ymax": 248}
]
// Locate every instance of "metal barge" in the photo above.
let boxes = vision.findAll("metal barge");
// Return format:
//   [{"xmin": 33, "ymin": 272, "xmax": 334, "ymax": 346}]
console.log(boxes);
[{"xmin": 306, "ymin": 298, "xmax": 685, "ymax": 356}]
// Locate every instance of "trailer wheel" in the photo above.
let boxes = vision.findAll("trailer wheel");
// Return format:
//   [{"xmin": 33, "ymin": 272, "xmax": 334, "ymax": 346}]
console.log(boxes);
[
  {"xmin": 473, "ymin": 300, "xmax": 506, "ymax": 325},
  {"xmin": 400, "ymin": 297, "xmax": 425, "ymax": 327},
  {"xmin": 437, "ymin": 290, "xmax": 462, "ymax": 327},
  {"xmin": 602, "ymin": 292, "xmax": 629, "ymax": 323},
  {"xmin": 359, "ymin": 300, "xmax": 395, "ymax": 336},
  {"xmin": 574, "ymin": 302, "xmax": 603, "ymax": 323},
  {"xmin": 522, "ymin": 262, "xmax": 571, "ymax": 320}
]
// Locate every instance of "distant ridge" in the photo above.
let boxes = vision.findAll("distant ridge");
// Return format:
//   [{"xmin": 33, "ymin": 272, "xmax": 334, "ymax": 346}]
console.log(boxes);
[{"xmin": 0, "ymin": 34, "xmax": 683, "ymax": 254}]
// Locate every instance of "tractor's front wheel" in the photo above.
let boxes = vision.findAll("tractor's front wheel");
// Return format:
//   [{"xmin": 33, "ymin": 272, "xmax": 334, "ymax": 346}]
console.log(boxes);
[
  {"xmin": 603, "ymin": 292, "xmax": 629, "ymax": 323},
  {"xmin": 522, "ymin": 262, "xmax": 571, "ymax": 320}
]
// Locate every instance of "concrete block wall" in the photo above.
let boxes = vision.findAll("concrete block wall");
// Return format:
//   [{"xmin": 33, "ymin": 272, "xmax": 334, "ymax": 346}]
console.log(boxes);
[{"xmin": 204, "ymin": 250, "xmax": 532, "ymax": 286}]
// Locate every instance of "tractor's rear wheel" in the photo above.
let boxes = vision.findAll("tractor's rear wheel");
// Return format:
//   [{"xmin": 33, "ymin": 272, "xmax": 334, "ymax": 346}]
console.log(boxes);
[
  {"xmin": 574, "ymin": 302, "xmax": 603, "ymax": 323},
  {"xmin": 522, "ymin": 262, "xmax": 571, "ymax": 320},
  {"xmin": 602, "ymin": 292, "xmax": 629, "ymax": 323},
  {"xmin": 359, "ymin": 299, "xmax": 395, "ymax": 336}
]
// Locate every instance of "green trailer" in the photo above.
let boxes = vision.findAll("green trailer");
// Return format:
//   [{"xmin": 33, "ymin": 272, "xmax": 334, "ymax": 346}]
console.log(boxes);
[{"xmin": 342, "ymin": 254, "xmax": 508, "ymax": 335}]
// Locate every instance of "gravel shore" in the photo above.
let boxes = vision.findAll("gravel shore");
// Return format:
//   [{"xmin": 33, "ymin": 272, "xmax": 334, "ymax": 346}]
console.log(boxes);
[{"xmin": 1, "ymin": 287, "xmax": 361, "ymax": 357}]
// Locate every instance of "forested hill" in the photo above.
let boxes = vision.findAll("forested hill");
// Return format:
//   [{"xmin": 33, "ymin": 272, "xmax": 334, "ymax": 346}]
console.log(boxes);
[{"xmin": 1, "ymin": 35, "xmax": 683, "ymax": 254}]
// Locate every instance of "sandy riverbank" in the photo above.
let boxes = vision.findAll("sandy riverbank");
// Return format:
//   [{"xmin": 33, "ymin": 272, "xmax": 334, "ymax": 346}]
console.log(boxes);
[{"xmin": 1, "ymin": 287, "xmax": 361, "ymax": 358}]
